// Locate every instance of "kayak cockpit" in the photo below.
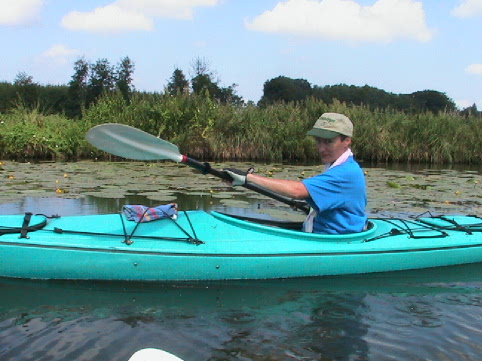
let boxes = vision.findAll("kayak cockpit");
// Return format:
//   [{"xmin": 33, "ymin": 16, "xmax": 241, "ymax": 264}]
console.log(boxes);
[{"xmin": 210, "ymin": 211, "xmax": 377, "ymax": 243}]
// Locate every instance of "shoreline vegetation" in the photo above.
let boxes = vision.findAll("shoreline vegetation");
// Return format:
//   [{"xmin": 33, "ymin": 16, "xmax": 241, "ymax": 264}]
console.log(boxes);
[{"xmin": 1, "ymin": 92, "xmax": 481, "ymax": 165}]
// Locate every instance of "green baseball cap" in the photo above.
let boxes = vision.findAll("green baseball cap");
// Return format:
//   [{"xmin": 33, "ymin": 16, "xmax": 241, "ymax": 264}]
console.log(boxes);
[{"xmin": 307, "ymin": 113, "xmax": 353, "ymax": 139}]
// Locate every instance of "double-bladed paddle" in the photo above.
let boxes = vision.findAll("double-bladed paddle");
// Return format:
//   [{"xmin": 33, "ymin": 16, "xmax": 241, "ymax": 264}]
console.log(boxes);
[{"xmin": 85, "ymin": 123, "xmax": 310, "ymax": 214}]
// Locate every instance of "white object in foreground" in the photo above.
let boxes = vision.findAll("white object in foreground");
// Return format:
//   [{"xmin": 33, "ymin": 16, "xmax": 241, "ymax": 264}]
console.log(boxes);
[{"xmin": 128, "ymin": 348, "xmax": 184, "ymax": 361}]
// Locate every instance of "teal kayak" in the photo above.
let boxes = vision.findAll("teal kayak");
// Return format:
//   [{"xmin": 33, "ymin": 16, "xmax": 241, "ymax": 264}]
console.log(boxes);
[{"xmin": 1, "ymin": 211, "xmax": 482, "ymax": 281}]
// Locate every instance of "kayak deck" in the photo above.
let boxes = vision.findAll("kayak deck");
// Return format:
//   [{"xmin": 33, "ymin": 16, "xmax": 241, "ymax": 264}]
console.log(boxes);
[{"xmin": 1, "ymin": 211, "xmax": 482, "ymax": 253}]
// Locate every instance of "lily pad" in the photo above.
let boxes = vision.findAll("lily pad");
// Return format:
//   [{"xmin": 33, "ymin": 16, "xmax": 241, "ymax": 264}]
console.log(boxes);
[
  {"xmin": 386, "ymin": 181, "xmax": 401, "ymax": 188},
  {"xmin": 137, "ymin": 190, "xmax": 176, "ymax": 196},
  {"xmin": 145, "ymin": 194, "xmax": 178, "ymax": 202},
  {"xmin": 219, "ymin": 199, "xmax": 251, "ymax": 208},
  {"xmin": 211, "ymin": 193, "xmax": 238, "ymax": 199},
  {"xmin": 19, "ymin": 189, "xmax": 48, "ymax": 195},
  {"xmin": 83, "ymin": 191, "xmax": 127, "ymax": 199}
]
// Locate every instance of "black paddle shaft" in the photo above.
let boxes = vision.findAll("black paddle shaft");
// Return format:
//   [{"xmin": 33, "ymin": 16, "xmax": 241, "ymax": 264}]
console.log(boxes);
[{"xmin": 182, "ymin": 156, "xmax": 310, "ymax": 214}]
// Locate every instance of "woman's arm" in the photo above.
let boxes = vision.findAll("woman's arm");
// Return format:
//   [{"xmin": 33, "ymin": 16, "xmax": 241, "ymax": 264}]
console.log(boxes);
[{"xmin": 246, "ymin": 173, "xmax": 310, "ymax": 200}]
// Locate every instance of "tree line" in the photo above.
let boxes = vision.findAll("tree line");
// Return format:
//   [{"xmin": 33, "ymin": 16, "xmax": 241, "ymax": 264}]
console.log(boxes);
[
  {"xmin": 0, "ymin": 57, "xmax": 243, "ymax": 119},
  {"xmin": 259, "ymin": 76, "xmax": 479, "ymax": 116},
  {"xmin": 0, "ymin": 56, "xmax": 480, "ymax": 118}
]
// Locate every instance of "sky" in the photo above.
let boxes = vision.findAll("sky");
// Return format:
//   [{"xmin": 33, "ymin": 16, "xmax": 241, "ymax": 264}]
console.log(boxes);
[{"xmin": 1, "ymin": 0, "xmax": 481, "ymax": 109}]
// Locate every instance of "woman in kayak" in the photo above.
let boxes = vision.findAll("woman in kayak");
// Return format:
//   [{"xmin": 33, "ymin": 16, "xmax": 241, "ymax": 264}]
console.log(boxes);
[{"xmin": 225, "ymin": 112, "xmax": 367, "ymax": 235}]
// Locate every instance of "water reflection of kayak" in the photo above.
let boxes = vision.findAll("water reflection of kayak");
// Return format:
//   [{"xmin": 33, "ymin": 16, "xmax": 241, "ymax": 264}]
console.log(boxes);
[
  {"xmin": 1, "ymin": 262, "xmax": 482, "ymax": 314},
  {"xmin": 1, "ymin": 211, "xmax": 482, "ymax": 281}
]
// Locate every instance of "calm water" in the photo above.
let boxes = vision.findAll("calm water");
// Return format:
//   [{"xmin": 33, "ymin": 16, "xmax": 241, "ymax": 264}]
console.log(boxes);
[
  {"xmin": 2, "ymin": 268, "xmax": 482, "ymax": 361},
  {"xmin": 1, "ymin": 163, "xmax": 482, "ymax": 361}
]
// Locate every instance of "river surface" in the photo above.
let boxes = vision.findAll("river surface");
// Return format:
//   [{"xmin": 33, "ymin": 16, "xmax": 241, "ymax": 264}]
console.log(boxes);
[{"xmin": 1, "ymin": 160, "xmax": 482, "ymax": 361}]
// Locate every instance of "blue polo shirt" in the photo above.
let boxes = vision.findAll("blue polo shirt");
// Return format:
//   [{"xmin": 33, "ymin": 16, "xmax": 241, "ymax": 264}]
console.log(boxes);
[{"xmin": 301, "ymin": 157, "xmax": 367, "ymax": 234}]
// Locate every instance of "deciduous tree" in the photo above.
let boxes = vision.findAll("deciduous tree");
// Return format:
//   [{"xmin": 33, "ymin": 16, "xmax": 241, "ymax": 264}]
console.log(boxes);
[
  {"xmin": 259, "ymin": 76, "xmax": 312, "ymax": 106},
  {"xmin": 66, "ymin": 57, "xmax": 89, "ymax": 118},
  {"xmin": 87, "ymin": 58, "xmax": 116, "ymax": 105},
  {"xmin": 13, "ymin": 72, "xmax": 38, "ymax": 108}
]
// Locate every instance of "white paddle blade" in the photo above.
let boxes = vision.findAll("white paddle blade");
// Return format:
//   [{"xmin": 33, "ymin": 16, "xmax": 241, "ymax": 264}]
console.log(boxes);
[
  {"xmin": 128, "ymin": 348, "xmax": 184, "ymax": 361},
  {"xmin": 85, "ymin": 123, "xmax": 183, "ymax": 162}
]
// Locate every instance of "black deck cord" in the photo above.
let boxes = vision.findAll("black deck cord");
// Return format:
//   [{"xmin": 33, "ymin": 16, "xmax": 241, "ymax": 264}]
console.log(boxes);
[
  {"xmin": 363, "ymin": 218, "xmax": 410, "ymax": 243},
  {"xmin": 159, "ymin": 210, "xmax": 203, "ymax": 245},
  {"xmin": 183, "ymin": 211, "xmax": 198, "ymax": 240},
  {"xmin": 52, "ymin": 227, "xmax": 193, "ymax": 242},
  {"xmin": 19, "ymin": 212, "xmax": 33, "ymax": 239},
  {"xmin": 120, "ymin": 208, "xmax": 152, "ymax": 244},
  {"xmin": 0, "ymin": 214, "xmax": 49, "ymax": 236},
  {"xmin": 363, "ymin": 217, "xmax": 449, "ymax": 243},
  {"xmin": 439, "ymin": 216, "xmax": 473, "ymax": 235},
  {"xmin": 384, "ymin": 218, "xmax": 448, "ymax": 239},
  {"xmin": 52, "ymin": 210, "xmax": 202, "ymax": 244},
  {"xmin": 119, "ymin": 208, "xmax": 203, "ymax": 245},
  {"xmin": 35, "ymin": 213, "xmax": 61, "ymax": 219},
  {"xmin": 416, "ymin": 215, "xmax": 482, "ymax": 234},
  {"xmin": 119, "ymin": 213, "xmax": 135, "ymax": 244},
  {"xmin": 120, "ymin": 207, "xmax": 176, "ymax": 245}
]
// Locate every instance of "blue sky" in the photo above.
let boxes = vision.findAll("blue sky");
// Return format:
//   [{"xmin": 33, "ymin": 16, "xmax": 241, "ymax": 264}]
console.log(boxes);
[{"xmin": 1, "ymin": 0, "xmax": 481, "ymax": 108}]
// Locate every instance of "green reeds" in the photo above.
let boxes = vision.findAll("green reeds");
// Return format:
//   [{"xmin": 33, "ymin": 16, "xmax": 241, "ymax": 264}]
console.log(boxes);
[
  {"xmin": 1, "ymin": 92, "xmax": 481, "ymax": 165},
  {"xmin": 0, "ymin": 106, "xmax": 89, "ymax": 160}
]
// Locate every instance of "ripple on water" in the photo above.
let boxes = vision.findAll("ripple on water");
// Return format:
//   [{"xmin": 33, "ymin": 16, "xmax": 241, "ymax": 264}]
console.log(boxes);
[
  {"xmin": 434, "ymin": 293, "xmax": 482, "ymax": 306},
  {"xmin": 363, "ymin": 292, "xmax": 482, "ymax": 361}
]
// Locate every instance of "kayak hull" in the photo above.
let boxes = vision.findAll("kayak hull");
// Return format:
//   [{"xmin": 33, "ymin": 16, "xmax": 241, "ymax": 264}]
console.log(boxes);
[{"xmin": 1, "ymin": 211, "xmax": 482, "ymax": 281}]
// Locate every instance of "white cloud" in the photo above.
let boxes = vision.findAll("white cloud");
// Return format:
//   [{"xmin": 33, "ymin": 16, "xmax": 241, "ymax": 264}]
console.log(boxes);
[
  {"xmin": 39, "ymin": 44, "xmax": 81, "ymax": 65},
  {"xmin": 466, "ymin": 64, "xmax": 482, "ymax": 75},
  {"xmin": 61, "ymin": 0, "xmax": 218, "ymax": 34},
  {"xmin": 451, "ymin": 0, "xmax": 482, "ymax": 18},
  {"xmin": 245, "ymin": 0, "xmax": 433, "ymax": 43},
  {"xmin": 61, "ymin": 4, "xmax": 153, "ymax": 34},
  {"xmin": 0, "ymin": 0, "xmax": 43, "ymax": 26},
  {"xmin": 116, "ymin": 0, "xmax": 218, "ymax": 20}
]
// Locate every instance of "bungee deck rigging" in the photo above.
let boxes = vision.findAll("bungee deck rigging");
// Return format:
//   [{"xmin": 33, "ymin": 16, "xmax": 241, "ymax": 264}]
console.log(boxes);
[
  {"xmin": 0, "ymin": 211, "xmax": 204, "ymax": 245},
  {"xmin": 2, "ymin": 211, "xmax": 482, "ymax": 244}
]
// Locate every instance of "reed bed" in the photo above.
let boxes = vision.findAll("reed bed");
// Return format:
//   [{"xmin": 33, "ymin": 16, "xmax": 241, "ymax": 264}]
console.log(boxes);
[{"xmin": 1, "ymin": 92, "xmax": 481, "ymax": 164}]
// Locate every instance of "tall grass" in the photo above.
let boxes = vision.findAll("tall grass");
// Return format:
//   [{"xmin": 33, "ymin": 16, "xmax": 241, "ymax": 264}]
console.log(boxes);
[
  {"xmin": 1, "ymin": 92, "xmax": 481, "ymax": 164},
  {"xmin": 0, "ymin": 105, "xmax": 91, "ymax": 160},
  {"xmin": 354, "ymin": 108, "xmax": 482, "ymax": 164}
]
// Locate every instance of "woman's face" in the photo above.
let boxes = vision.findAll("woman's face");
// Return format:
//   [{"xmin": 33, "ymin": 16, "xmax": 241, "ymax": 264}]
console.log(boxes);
[{"xmin": 315, "ymin": 136, "xmax": 352, "ymax": 164}]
